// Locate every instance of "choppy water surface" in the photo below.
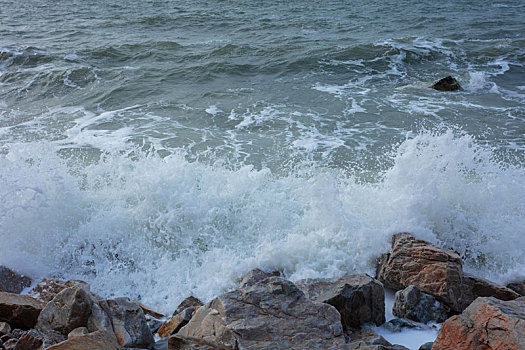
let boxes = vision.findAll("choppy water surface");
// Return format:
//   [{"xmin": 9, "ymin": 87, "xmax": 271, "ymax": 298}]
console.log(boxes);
[{"xmin": 1, "ymin": 0, "xmax": 524, "ymax": 312}]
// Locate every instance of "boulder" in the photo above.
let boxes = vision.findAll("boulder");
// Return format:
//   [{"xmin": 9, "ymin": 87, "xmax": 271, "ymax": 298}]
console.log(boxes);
[
  {"xmin": 296, "ymin": 274, "xmax": 385, "ymax": 330},
  {"xmin": 0, "ymin": 292, "xmax": 45, "ymax": 329},
  {"xmin": 393, "ymin": 285, "xmax": 448, "ymax": 323},
  {"xmin": 0, "ymin": 267, "xmax": 31, "ymax": 294},
  {"xmin": 13, "ymin": 329, "xmax": 44, "ymax": 350},
  {"xmin": 238, "ymin": 268, "xmax": 280, "ymax": 289},
  {"xmin": 158, "ymin": 307, "xmax": 198, "ymax": 338},
  {"xmin": 507, "ymin": 280, "xmax": 525, "ymax": 296},
  {"xmin": 68, "ymin": 327, "xmax": 89, "ymax": 338},
  {"xmin": 432, "ymin": 296, "xmax": 525, "ymax": 349},
  {"xmin": 430, "ymin": 76, "xmax": 461, "ymax": 91},
  {"xmin": 462, "ymin": 273, "xmax": 520, "ymax": 307},
  {"xmin": 35, "ymin": 286, "xmax": 94, "ymax": 340},
  {"xmin": 99, "ymin": 297, "xmax": 154, "ymax": 349},
  {"xmin": 376, "ymin": 233, "xmax": 465, "ymax": 312},
  {"xmin": 46, "ymin": 330, "xmax": 121, "ymax": 350},
  {"xmin": 172, "ymin": 296, "xmax": 203, "ymax": 317},
  {"xmin": 167, "ymin": 335, "xmax": 221, "ymax": 349},
  {"xmin": 178, "ymin": 276, "xmax": 346, "ymax": 349},
  {"xmin": 29, "ymin": 278, "xmax": 90, "ymax": 304},
  {"xmin": 348, "ymin": 326, "xmax": 409, "ymax": 349}
]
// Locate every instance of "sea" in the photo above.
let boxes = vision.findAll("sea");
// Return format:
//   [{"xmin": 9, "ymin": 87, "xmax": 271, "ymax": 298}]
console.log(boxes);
[{"xmin": 1, "ymin": 0, "xmax": 524, "ymax": 322}]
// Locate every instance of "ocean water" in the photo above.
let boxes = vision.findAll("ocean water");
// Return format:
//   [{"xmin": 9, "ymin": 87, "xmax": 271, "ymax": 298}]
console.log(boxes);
[{"xmin": 1, "ymin": 0, "xmax": 524, "ymax": 318}]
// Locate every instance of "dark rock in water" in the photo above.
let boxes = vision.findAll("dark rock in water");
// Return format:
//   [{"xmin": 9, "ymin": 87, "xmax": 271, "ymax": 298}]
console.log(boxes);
[
  {"xmin": 35, "ymin": 286, "xmax": 94, "ymax": 343},
  {"xmin": 46, "ymin": 330, "xmax": 121, "ymax": 350},
  {"xmin": 462, "ymin": 273, "xmax": 520, "ymax": 307},
  {"xmin": 506, "ymin": 279, "xmax": 525, "ymax": 296},
  {"xmin": 178, "ymin": 276, "xmax": 346, "ymax": 349},
  {"xmin": 393, "ymin": 285, "xmax": 448, "ymax": 323},
  {"xmin": 0, "ymin": 266, "xmax": 31, "ymax": 294},
  {"xmin": 99, "ymin": 297, "xmax": 154, "ymax": 349},
  {"xmin": 237, "ymin": 268, "xmax": 281, "ymax": 288},
  {"xmin": 430, "ymin": 76, "xmax": 461, "ymax": 91},
  {"xmin": 172, "ymin": 296, "xmax": 203, "ymax": 317},
  {"xmin": 433, "ymin": 296, "xmax": 525, "ymax": 350},
  {"xmin": 418, "ymin": 342, "xmax": 433, "ymax": 350},
  {"xmin": 376, "ymin": 232, "xmax": 465, "ymax": 312},
  {"xmin": 296, "ymin": 273, "xmax": 385, "ymax": 330},
  {"xmin": 381, "ymin": 318, "xmax": 431, "ymax": 333},
  {"xmin": 348, "ymin": 326, "xmax": 409, "ymax": 349},
  {"xmin": 0, "ymin": 292, "xmax": 45, "ymax": 329}
]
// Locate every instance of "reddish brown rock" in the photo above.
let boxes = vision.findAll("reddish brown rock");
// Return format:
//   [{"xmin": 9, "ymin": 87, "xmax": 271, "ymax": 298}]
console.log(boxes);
[
  {"xmin": 46, "ymin": 330, "xmax": 121, "ymax": 350},
  {"xmin": 376, "ymin": 233, "xmax": 465, "ymax": 312},
  {"xmin": 13, "ymin": 330, "xmax": 44, "ymax": 350},
  {"xmin": 463, "ymin": 273, "xmax": 520, "ymax": 306},
  {"xmin": 0, "ymin": 292, "xmax": 45, "ymax": 329},
  {"xmin": 0, "ymin": 267, "xmax": 31, "ymax": 294},
  {"xmin": 432, "ymin": 296, "xmax": 525, "ymax": 350},
  {"xmin": 296, "ymin": 274, "xmax": 385, "ymax": 330},
  {"xmin": 29, "ymin": 278, "xmax": 89, "ymax": 304}
]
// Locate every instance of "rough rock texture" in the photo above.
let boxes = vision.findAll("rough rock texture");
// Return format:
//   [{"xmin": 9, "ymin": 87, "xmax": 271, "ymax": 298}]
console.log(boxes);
[
  {"xmin": 348, "ymin": 327, "xmax": 409, "ymax": 349},
  {"xmin": 3, "ymin": 338, "xmax": 18, "ymax": 350},
  {"xmin": 36, "ymin": 286, "xmax": 94, "ymax": 338},
  {"xmin": 0, "ymin": 267, "xmax": 31, "ymax": 294},
  {"xmin": 0, "ymin": 321, "xmax": 11, "ymax": 335},
  {"xmin": 99, "ymin": 297, "xmax": 154, "ymax": 349},
  {"xmin": 167, "ymin": 335, "xmax": 222, "ymax": 350},
  {"xmin": 393, "ymin": 285, "xmax": 448, "ymax": 323},
  {"xmin": 376, "ymin": 233, "xmax": 465, "ymax": 312},
  {"xmin": 463, "ymin": 273, "xmax": 520, "ymax": 307},
  {"xmin": 432, "ymin": 296, "xmax": 525, "ymax": 350},
  {"xmin": 238, "ymin": 269, "xmax": 280, "ymax": 289},
  {"xmin": 507, "ymin": 280, "xmax": 525, "ymax": 296},
  {"xmin": 13, "ymin": 329, "xmax": 44, "ymax": 350},
  {"xmin": 0, "ymin": 292, "xmax": 44, "ymax": 329},
  {"xmin": 132, "ymin": 300, "xmax": 164, "ymax": 319},
  {"xmin": 178, "ymin": 276, "xmax": 346, "ymax": 349},
  {"xmin": 296, "ymin": 274, "xmax": 385, "ymax": 329},
  {"xmin": 430, "ymin": 76, "xmax": 461, "ymax": 91},
  {"xmin": 158, "ymin": 307, "xmax": 198, "ymax": 338},
  {"xmin": 68, "ymin": 327, "xmax": 89, "ymax": 338},
  {"xmin": 173, "ymin": 296, "xmax": 204, "ymax": 317},
  {"xmin": 87, "ymin": 301, "xmax": 113, "ymax": 333},
  {"xmin": 29, "ymin": 278, "xmax": 90, "ymax": 304},
  {"xmin": 46, "ymin": 330, "xmax": 121, "ymax": 350}
]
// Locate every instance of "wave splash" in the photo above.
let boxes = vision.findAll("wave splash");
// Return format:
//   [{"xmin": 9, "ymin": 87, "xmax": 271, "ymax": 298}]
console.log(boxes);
[{"xmin": 0, "ymin": 130, "xmax": 523, "ymax": 313}]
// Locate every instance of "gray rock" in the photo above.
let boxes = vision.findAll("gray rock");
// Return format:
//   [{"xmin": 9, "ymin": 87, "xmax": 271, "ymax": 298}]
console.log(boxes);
[
  {"xmin": 68, "ymin": 327, "xmax": 89, "ymax": 338},
  {"xmin": 167, "ymin": 335, "xmax": 221, "ymax": 349},
  {"xmin": 430, "ymin": 76, "xmax": 461, "ymax": 91},
  {"xmin": 238, "ymin": 268, "xmax": 280, "ymax": 289},
  {"xmin": 296, "ymin": 273, "xmax": 385, "ymax": 330},
  {"xmin": 348, "ymin": 327, "xmax": 409, "ymax": 350},
  {"xmin": 87, "ymin": 301, "xmax": 113, "ymax": 333},
  {"xmin": 0, "ymin": 267, "xmax": 31, "ymax": 294},
  {"xmin": 507, "ymin": 280, "xmax": 525, "ymax": 296},
  {"xmin": 462, "ymin": 273, "xmax": 520, "ymax": 307},
  {"xmin": 36, "ymin": 286, "xmax": 94, "ymax": 338},
  {"xmin": 393, "ymin": 285, "xmax": 448, "ymax": 323},
  {"xmin": 99, "ymin": 297, "xmax": 154, "ymax": 349},
  {"xmin": 418, "ymin": 342, "xmax": 433, "ymax": 350},
  {"xmin": 46, "ymin": 330, "xmax": 121, "ymax": 350},
  {"xmin": 376, "ymin": 233, "xmax": 466, "ymax": 312},
  {"xmin": 172, "ymin": 296, "xmax": 203, "ymax": 317},
  {"xmin": 0, "ymin": 292, "xmax": 45, "ymax": 329},
  {"xmin": 0, "ymin": 321, "xmax": 11, "ymax": 336},
  {"xmin": 381, "ymin": 318, "xmax": 431, "ymax": 333},
  {"xmin": 178, "ymin": 276, "xmax": 346, "ymax": 349}
]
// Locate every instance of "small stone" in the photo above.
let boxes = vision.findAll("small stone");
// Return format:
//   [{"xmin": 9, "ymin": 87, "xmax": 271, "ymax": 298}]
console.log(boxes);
[
  {"xmin": 430, "ymin": 76, "xmax": 461, "ymax": 91},
  {"xmin": 418, "ymin": 342, "xmax": 433, "ymax": 350},
  {"xmin": 0, "ymin": 292, "xmax": 45, "ymax": 329},
  {"xmin": 393, "ymin": 285, "xmax": 448, "ymax": 323},
  {"xmin": 381, "ymin": 318, "xmax": 431, "ymax": 333},
  {"xmin": 172, "ymin": 296, "xmax": 203, "ymax": 317},
  {"xmin": 68, "ymin": 327, "xmax": 89, "ymax": 338},
  {"xmin": 158, "ymin": 307, "xmax": 198, "ymax": 338},
  {"xmin": 0, "ymin": 321, "xmax": 11, "ymax": 336},
  {"xmin": 0, "ymin": 266, "xmax": 31, "ymax": 294}
]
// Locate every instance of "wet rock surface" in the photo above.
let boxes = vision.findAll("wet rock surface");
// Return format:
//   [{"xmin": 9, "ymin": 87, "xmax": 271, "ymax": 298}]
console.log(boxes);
[
  {"xmin": 432, "ymin": 296, "xmax": 525, "ymax": 349},
  {"xmin": 393, "ymin": 285, "xmax": 448, "ymax": 323},
  {"xmin": 462, "ymin": 273, "xmax": 520, "ymax": 306},
  {"xmin": 0, "ymin": 267, "xmax": 31, "ymax": 295},
  {"xmin": 430, "ymin": 76, "xmax": 461, "ymax": 91}
]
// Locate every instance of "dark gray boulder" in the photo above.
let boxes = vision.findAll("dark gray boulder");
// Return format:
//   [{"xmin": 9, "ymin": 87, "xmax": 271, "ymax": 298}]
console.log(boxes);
[
  {"xmin": 0, "ymin": 267, "xmax": 31, "ymax": 294},
  {"xmin": 430, "ymin": 76, "xmax": 461, "ymax": 91},
  {"xmin": 393, "ymin": 285, "xmax": 448, "ymax": 323}
]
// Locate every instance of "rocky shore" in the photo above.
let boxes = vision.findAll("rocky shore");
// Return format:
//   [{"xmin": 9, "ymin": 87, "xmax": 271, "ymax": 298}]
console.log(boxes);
[{"xmin": 1, "ymin": 233, "xmax": 524, "ymax": 349}]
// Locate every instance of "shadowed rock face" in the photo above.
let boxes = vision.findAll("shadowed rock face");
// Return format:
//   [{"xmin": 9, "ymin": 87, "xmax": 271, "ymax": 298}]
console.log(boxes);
[
  {"xmin": 432, "ymin": 297, "xmax": 525, "ymax": 350},
  {"xmin": 462, "ymin": 273, "xmax": 519, "ymax": 306},
  {"xmin": 0, "ymin": 292, "xmax": 45, "ymax": 329},
  {"xmin": 430, "ymin": 76, "xmax": 461, "ymax": 91},
  {"xmin": 296, "ymin": 274, "xmax": 385, "ymax": 330},
  {"xmin": 0, "ymin": 267, "xmax": 31, "ymax": 294},
  {"xmin": 46, "ymin": 330, "xmax": 120, "ymax": 350},
  {"xmin": 178, "ymin": 275, "xmax": 346, "ymax": 349},
  {"xmin": 376, "ymin": 233, "xmax": 465, "ymax": 312},
  {"xmin": 507, "ymin": 280, "xmax": 525, "ymax": 296},
  {"xmin": 393, "ymin": 285, "xmax": 448, "ymax": 323}
]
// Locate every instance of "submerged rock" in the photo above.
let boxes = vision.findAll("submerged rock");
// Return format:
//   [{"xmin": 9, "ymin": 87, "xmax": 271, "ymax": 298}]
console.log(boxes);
[
  {"xmin": 376, "ymin": 233, "xmax": 465, "ymax": 312},
  {"xmin": 432, "ymin": 296, "xmax": 525, "ymax": 349},
  {"xmin": 0, "ymin": 266, "xmax": 31, "ymax": 294},
  {"xmin": 178, "ymin": 275, "xmax": 346, "ymax": 349},
  {"xmin": 381, "ymin": 318, "xmax": 431, "ymax": 333},
  {"xmin": 348, "ymin": 326, "xmax": 408, "ymax": 349},
  {"xmin": 296, "ymin": 273, "xmax": 385, "ymax": 330},
  {"xmin": 430, "ymin": 76, "xmax": 461, "ymax": 91},
  {"xmin": 393, "ymin": 285, "xmax": 448, "ymax": 323},
  {"xmin": 0, "ymin": 292, "xmax": 45, "ymax": 329}
]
